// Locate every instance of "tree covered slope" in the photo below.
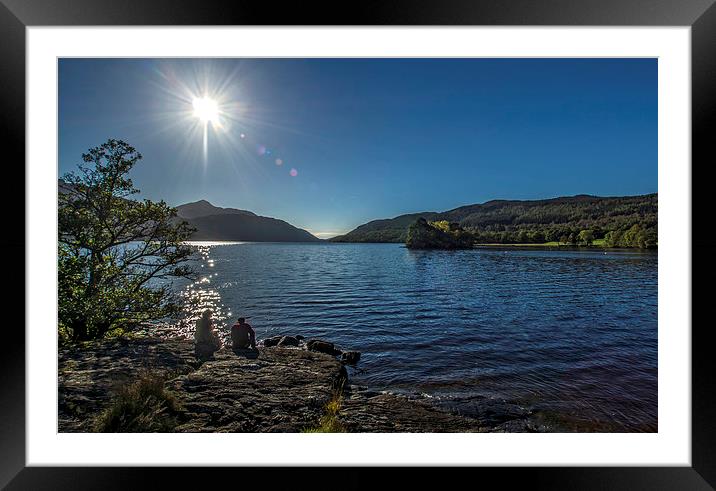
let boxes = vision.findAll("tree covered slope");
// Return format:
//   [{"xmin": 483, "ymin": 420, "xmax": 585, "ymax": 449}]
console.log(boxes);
[{"xmin": 330, "ymin": 194, "xmax": 657, "ymax": 246}]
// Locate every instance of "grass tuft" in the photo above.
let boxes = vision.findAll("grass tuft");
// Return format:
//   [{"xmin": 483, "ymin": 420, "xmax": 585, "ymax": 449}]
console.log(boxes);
[
  {"xmin": 93, "ymin": 370, "xmax": 181, "ymax": 432},
  {"xmin": 303, "ymin": 381, "xmax": 346, "ymax": 433}
]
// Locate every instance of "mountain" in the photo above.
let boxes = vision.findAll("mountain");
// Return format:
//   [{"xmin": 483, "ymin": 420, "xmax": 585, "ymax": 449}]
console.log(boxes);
[
  {"xmin": 176, "ymin": 200, "xmax": 320, "ymax": 242},
  {"xmin": 330, "ymin": 212, "xmax": 439, "ymax": 243},
  {"xmin": 59, "ymin": 181, "xmax": 319, "ymax": 242},
  {"xmin": 330, "ymin": 194, "xmax": 658, "ymax": 243},
  {"xmin": 175, "ymin": 199, "xmax": 256, "ymax": 220}
]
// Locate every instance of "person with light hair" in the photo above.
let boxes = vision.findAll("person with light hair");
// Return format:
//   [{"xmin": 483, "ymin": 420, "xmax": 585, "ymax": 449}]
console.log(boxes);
[{"xmin": 194, "ymin": 309, "xmax": 221, "ymax": 360}]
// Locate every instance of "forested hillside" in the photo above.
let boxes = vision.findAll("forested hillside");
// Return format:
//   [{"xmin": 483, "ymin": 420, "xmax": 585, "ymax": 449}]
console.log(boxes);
[{"xmin": 331, "ymin": 194, "xmax": 657, "ymax": 248}]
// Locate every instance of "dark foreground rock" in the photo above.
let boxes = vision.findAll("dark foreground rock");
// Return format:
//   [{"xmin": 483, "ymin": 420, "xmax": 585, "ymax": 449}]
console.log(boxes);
[
  {"xmin": 58, "ymin": 336, "xmax": 498, "ymax": 433},
  {"xmin": 169, "ymin": 347, "xmax": 346, "ymax": 432},
  {"xmin": 58, "ymin": 337, "xmax": 200, "ymax": 432}
]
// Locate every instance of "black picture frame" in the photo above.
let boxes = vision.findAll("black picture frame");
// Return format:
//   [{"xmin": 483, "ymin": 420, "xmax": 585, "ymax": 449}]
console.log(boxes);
[{"xmin": 3, "ymin": 0, "xmax": 713, "ymax": 489}]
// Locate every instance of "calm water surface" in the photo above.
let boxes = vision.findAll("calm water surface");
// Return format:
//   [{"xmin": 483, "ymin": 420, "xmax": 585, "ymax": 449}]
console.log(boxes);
[{"xmin": 165, "ymin": 242, "xmax": 657, "ymax": 432}]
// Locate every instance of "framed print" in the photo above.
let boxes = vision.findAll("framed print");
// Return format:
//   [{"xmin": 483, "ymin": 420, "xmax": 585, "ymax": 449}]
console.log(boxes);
[{"xmin": 3, "ymin": 0, "xmax": 715, "ymax": 488}]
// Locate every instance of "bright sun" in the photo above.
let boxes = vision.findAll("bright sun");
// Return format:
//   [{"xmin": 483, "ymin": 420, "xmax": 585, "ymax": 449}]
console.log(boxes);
[{"xmin": 192, "ymin": 96, "xmax": 219, "ymax": 123}]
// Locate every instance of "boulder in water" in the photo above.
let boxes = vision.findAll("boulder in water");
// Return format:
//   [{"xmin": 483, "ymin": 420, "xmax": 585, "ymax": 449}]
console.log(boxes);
[
  {"xmin": 262, "ymin": 336, "xmax": 283, "ymax": 347},
  {"xmin": 307, "ymin": 339, "xmax": 342, "ymax": 356},
  {"xmin": 341, "ymin": 351, "xmax": 361, "ymax": 365},
  {"xmin": 277, "ymin": 336, "xmax": 300, "ymax": 347}
]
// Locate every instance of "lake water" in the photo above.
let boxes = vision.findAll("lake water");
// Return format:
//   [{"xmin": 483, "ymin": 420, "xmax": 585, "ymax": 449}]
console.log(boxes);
[{"xmin": 164, "ymin": 242, "xmax": 657, "ymax": 432}]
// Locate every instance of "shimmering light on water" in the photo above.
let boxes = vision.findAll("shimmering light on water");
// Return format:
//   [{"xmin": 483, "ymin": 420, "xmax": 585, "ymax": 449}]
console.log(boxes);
[
  {"xmin": 166, "ymin": 245, "xmax": 233, "ymax": 346},
  {"xmin": 160, "ymin": 242, "xmax": 657, "ymax": 432}
]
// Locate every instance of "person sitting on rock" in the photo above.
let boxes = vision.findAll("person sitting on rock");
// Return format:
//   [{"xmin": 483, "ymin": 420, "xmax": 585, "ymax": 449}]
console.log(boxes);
[
  {"xmin": 194, "ymin": 309, "xmax": 221, "ymax": 359},
  {"xmin": 231, "ymin": 317, "xmax": 256, "ymax": 350}
]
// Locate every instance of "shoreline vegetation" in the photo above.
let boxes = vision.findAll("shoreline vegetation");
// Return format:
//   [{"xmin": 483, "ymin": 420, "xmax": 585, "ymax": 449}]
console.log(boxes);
[{"xmin": 403, "ymin": 217, "xmax": 655, "ymax": 250}]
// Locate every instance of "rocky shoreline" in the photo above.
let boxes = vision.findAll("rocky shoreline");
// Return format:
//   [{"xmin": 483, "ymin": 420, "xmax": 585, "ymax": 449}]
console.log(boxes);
[{"xmin": 58, "ymin": 335, "xmax": 535, "ymax": 433}]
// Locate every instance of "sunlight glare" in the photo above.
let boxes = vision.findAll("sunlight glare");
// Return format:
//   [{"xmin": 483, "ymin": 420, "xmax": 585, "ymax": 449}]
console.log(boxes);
[{"xmin": 193, "ymin": 96, "xmax": 219, "ymax": 123}]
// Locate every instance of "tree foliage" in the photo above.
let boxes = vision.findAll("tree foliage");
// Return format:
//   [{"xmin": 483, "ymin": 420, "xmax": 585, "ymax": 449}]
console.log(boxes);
[
  {"xmin": 605, "ymin": 224, "xmax": 657, "ymax": 249},
  {"xmin": 58, "ymin": 139, "xmax": 196, "ymax": 342},
  {"xmin": 405, "ymin": 219, "xmax": 473, "ymax": 249},
  {"xmin": 577, "ymin": 229, "xmax": 595, "ymax": 246}
]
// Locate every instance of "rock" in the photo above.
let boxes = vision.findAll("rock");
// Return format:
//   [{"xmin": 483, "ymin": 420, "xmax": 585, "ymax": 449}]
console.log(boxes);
[
  {"xmin": 169, "ymin": 348, "xmax": 347, "ymax": 432},
  {"xmin": 339, "ymin": 387, "xmax": 483, "ymax": 433},
  {"xmin": 307, "ymin": 339, "xmax": 342, "ymax": 356},
  {"xmin": 262, "ymin": 336, "xmax": 283, "ymax": 347},
  {"xmin": 231, "ymin": 347, "xmax": 259, "ymax": 359},
  {"xmin": 195, "ymin": 342, "xmax": 219, "ymax": 361},
  {"xmin": 492, "ymin": 419, "xmax": 538, "ymax": 432},
  {"xmin": 58, "ymin": 336, "xmax": 531, "ymax": 434},
  {"xmin": 58, "ymin": 337, "xmax": 200, "ymax": 432},
  {"xmin": 435, "ymin": 396, "xmax": 533, "ymax": 428},
  {"xmin": 277, "ymin": 336, "xmax": 299, "ymax": 347},
  {"xmin": 59, "ymin": 336, "xmax": 346, "ymax": 433},
  {"xmin": 341, "ymin": 351, "xmax": 361, "ymax": 365},
  {"xmin": 295, "ymin": 335, "xmax": 305, "ymax": 341}
]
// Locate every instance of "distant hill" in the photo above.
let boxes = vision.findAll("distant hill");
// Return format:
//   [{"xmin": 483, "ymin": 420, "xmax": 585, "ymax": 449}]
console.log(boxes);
[
  {"xmin": 331, "ymin": 212, "xmax": 439, "ymax": 243},
  {"xmin": 175, "ymin": 199, "xmax": 256, "ymax": 220},
  {"xmin": 59, "ymin": 180, "xmax": 319, "ymax": 242},
  {"xmin": 330, "ymin": 194, "xmax": 657, "ymax": 244},
  {"xmin": 176, "ymin": 200, "xmax": 320, "ymax": 242}
]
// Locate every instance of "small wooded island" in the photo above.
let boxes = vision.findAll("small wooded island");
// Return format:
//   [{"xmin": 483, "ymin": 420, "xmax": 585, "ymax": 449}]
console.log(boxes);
[{"xmin": 405, "ymin": 218, "xmax": 474, "ymax": 249}]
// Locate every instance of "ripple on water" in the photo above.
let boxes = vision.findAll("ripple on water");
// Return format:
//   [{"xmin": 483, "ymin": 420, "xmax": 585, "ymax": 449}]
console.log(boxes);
[{"xmin": 151, "ymin": 242, "xmax": 657, "ymax": 432}]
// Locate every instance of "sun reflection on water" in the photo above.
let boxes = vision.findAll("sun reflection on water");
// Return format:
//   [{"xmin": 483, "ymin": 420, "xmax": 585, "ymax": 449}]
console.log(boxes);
[
  {"xmin": 177, "ymin": 245, "xmax": 232, "ymax": 344},
  {"xmin": 144, "ymin": 244, "xmax": 232, "ymax": 345}
]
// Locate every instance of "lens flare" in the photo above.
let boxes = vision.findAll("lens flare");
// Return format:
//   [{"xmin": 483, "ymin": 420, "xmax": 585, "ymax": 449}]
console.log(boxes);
[{"xmin": 148, "ymin": 61, "xmax": 305, "ymax": 182}]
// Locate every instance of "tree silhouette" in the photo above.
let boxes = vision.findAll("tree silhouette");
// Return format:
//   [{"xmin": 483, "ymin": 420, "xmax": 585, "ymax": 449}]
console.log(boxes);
[{"xmin": 58, "ymin": 139, "xmax": 196, "ymax": 341}]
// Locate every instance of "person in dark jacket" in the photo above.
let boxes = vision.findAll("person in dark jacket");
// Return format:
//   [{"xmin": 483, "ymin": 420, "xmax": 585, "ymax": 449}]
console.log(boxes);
[{"xmin": 231, "ymin": 317, "xmax": 256, "ymax": 350}]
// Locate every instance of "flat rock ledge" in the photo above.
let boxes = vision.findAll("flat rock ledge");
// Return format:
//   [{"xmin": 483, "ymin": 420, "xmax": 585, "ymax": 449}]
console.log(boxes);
[
  {"xmin": 169, "ymin": 346, "xmax": 346, "ymax": 432},
  {"xmin": 59, "ymin": 336, "xmax": 485, "ymax": 433}
]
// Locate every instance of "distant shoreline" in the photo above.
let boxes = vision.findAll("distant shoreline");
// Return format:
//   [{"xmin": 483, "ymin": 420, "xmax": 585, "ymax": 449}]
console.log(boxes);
[
  {"xmin": 473, "ymin": 243, "xmax": 657, "ymax": 252},
  {"xmin": 181, "ymin": 240, "xmax": 657, "ymax": 251}
]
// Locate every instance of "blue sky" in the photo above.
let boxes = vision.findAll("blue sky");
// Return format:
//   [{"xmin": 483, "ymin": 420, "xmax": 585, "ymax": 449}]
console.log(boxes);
[{"xmin": 59, "ymin": 58, "xmax": 657, "ymax": 237}]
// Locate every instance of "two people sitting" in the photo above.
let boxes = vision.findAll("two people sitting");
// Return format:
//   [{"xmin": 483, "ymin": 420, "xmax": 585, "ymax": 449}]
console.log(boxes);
[{"xmin": 194, "ymin": 310, "xmax": 256, "ymax": 359}]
